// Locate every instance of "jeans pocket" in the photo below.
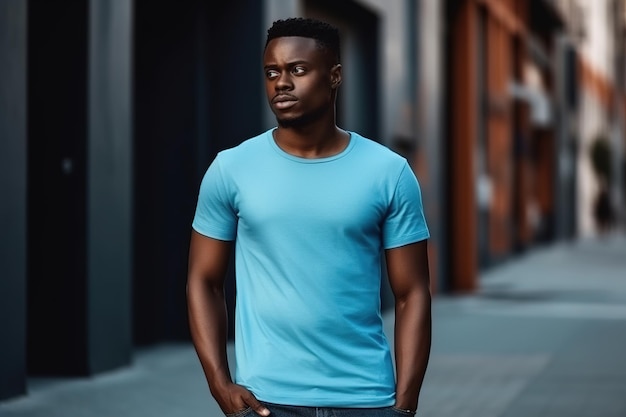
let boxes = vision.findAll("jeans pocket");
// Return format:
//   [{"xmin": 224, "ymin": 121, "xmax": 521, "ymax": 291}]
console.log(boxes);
[
  {"xmin": 390, "ymin": 407, "xmax": 416, "ymax": 416},
  {"xmin": 225, "ymin": 407, "xmax": 254, "ymax": 417}
]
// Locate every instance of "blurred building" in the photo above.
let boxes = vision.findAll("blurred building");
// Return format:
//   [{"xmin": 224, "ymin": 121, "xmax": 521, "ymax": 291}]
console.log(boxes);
[
  {"xmin": 1, "ymin": 0, "xmax": 624, "ymax": 402},
  {"xmin": 445, "ymin": 0, "xmax": 571, "ymax": 290},
  {"xmin": 566, "ymin": 0, "xmax": 626, "ymax": 236},
  {"xmin": 444, "ymin": 0, "xmax": 626, "ymax": 291}
]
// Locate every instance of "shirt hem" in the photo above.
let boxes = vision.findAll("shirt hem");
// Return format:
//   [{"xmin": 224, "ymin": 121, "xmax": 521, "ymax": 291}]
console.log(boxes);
[
  {"xmin": 384, "ymin": 230, "xmax": 430, "ymax": 249},
  {"xmin": 256, "ymin": 395, "xmax": 395, "ymax": 408},
  {"xmin": 191, "ymin": 224, "xmax": 235, "ymax": 241}
]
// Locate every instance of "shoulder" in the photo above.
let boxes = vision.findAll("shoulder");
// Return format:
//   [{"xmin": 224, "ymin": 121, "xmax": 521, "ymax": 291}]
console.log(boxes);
[{"xmin": 350, "ymin": 132, "xmax": 408, "ymax": 171}]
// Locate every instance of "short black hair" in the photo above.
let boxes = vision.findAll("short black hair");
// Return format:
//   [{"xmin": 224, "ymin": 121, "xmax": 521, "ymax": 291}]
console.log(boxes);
[{"xmin": 265, "ymin": 17, "xmax": 340, "ymax": 62}]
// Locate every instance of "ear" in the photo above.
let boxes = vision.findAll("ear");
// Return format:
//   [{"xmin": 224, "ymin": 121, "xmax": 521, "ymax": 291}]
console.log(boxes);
[{"xmin": 330, "ymin": 64, "xmax": 342, "ymax": 89}]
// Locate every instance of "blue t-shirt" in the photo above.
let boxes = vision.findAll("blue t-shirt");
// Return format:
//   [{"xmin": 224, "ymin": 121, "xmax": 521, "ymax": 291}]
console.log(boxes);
[{"xmin": 192, "ymin": 128, "xmax": 429, "ymax": 407}]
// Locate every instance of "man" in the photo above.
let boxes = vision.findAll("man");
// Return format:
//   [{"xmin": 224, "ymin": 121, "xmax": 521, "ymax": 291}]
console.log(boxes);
[{"xmin": 187, "ymin": 17, "xmax": 431, "ymax": 417}]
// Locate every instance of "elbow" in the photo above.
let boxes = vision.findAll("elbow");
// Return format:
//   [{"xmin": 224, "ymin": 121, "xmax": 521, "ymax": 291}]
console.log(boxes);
[{"xmin": 396, "ymin": 284, "xmax": 431, "ymax": 310}]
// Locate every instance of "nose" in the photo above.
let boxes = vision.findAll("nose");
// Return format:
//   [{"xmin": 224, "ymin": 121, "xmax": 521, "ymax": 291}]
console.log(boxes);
[{"xmin": 275, "ymin": 71, "xmax": 293, "ymax": 91}]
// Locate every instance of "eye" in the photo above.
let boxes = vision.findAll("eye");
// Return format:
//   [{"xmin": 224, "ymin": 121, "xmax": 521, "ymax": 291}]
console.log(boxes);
[
  {"xmin": 266, "ymin": 69, "xmax": 279, "ymax": 79},
  {"xmin": 292, "ymin": 66, "xmax": 306, "ymax": 75}
]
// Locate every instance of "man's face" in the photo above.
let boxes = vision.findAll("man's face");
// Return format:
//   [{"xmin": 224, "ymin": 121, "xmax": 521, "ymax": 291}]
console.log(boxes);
[{"xmin": 263, "ymin": 36, "xmax": 340, "ymax": 128}]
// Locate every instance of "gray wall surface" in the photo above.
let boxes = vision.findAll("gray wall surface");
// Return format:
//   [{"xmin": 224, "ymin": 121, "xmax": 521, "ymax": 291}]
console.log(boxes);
[
  {"xmin": 87, "ymin": 0, "xmax": 134, "ymax": 373},
  {"xmin": 0, "ymin": 0, "xmax": 28, "ymax": 400}
]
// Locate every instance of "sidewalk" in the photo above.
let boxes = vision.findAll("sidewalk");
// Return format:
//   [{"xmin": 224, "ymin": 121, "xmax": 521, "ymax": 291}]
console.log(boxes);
[
  {"xmin": 1, "ymin": 234, "xmax": 625, "ymax": 417},
  {"xmin": 420, "ymin": 233, "xmax": 626, "ymax": 417}
]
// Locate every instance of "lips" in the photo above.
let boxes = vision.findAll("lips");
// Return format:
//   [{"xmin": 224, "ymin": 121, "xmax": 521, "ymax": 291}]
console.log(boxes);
[{"xmin": 272, "ymin": 94, "xmax": 298, "ymax": 110}]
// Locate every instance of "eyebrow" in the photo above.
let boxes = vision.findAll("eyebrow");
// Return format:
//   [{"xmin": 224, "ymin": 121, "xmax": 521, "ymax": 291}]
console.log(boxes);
[{"xmin": 263, "ymin": 60, "xmax": 310, "ymax": 70}]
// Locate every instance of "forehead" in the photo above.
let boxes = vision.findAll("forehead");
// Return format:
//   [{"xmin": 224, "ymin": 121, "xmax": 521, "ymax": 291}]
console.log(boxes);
[{"xmin": 263, "ymin": 36, "xmax": 325, "ymax": 64}]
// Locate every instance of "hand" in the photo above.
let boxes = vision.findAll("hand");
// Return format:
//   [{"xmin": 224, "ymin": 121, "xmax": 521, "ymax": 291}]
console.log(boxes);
[
  {"xmin": 393, "ymin": 400, "xmax": 417, "ymax": 415},
  {"xmin": 393, "ymin": 396, "xmax": 417, "ymax": 414},
  {"xmin": 211, "ymin": 381, "xmax": 270, "ymax": 416}
]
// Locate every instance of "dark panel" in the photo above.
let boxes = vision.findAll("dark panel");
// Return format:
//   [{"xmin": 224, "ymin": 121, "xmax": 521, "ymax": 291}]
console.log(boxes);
[
  {"xmin": 133, "ymin": 0, "xmax": 196, "ymax": 345},
  {"xmin": 0, "ymin": 0, "xmax": 28, "ymax": 400},
  {"xmin": 565, "ymin": 46, "xmax": 579, "ymax": 110},
  {"xmin": 133, "ymin": 0, "xmax": 203, "ymax": 345},
  {"xmin": 27, "ymin": 0, "xmax": 89, "ymax": 376},
  {"xmin": 133, "ymin": 0, "xmax": 264, "ymax": 344}
]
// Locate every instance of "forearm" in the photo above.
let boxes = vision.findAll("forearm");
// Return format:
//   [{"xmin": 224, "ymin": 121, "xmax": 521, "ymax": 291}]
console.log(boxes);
[
  {"xmin": 394, "ymin": 287, "xmax": 432, "ymax": 411},
  {"xmin": 187, "ymin": 279, "xmax": 232, "ymax": 389}
]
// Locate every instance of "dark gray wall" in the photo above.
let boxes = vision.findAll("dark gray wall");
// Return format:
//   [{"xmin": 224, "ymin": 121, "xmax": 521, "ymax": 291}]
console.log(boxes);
[
  {"xmin": 87, "ymin": 0, "xmax": 133, "ymax": 373},
  {"xmin": 0, "ymin": 0, "xmax": 28, "ymax": 400},
  {"xmin": 27, "ymin": 0, "xmax": 132, "ymax": 376}
]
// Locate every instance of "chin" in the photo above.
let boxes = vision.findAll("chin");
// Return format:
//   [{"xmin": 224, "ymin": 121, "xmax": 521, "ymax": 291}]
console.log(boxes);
[
  {"xmin": 276, "ymin": 107, "xmax": 326, "ymax": 128},
  {"xmin": 276, "ymin": 116, "xmax": 307, "ymax": 129}
]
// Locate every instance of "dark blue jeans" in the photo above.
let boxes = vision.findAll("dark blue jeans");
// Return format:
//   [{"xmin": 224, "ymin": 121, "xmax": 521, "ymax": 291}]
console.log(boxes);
[{"xmin": 225, "ymin": 402, "xmax": 415, "ymax": 417}]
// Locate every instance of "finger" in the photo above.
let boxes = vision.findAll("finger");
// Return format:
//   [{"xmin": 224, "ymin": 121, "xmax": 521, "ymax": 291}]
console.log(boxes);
[{"xmin": 243, "ymin": 393, "xmax": 270, "ymax": 416}]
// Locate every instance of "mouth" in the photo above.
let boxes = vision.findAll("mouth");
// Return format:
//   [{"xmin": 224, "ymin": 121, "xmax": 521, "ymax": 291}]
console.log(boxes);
[{"xmin": 272, "ymin": 94, "xmax": 298, "ymax": 110}]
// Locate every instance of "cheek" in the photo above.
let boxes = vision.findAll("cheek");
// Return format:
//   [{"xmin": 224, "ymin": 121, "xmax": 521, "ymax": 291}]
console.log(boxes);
[{"xmin": 304, "ymin": 80, "xmax": 332, "ymax": 102}]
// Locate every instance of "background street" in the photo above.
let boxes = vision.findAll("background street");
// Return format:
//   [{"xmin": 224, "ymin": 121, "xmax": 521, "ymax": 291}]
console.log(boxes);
[
  {"xmin": 4, "ymin": 0, "xmax": 626, "ymax": 410},
  {"xmin": 2, "ymin": 234, "xmax": 625, "ymax": 417}
]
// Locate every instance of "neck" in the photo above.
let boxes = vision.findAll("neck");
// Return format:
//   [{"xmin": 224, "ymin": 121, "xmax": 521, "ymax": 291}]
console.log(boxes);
[{"xmin": 273, "ymin": 122, "xmax": 349, "ymax": 159}]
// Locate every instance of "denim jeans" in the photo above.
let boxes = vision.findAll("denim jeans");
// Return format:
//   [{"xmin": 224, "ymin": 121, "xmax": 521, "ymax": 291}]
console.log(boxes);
[{"xmin": 225, "ymin": 402, "xmax": 415, "ymax": 417}]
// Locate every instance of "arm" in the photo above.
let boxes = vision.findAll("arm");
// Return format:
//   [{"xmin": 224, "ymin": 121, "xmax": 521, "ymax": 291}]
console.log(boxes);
[
  {"xmin": 186, "ymin": 230, "xmax": 269, "ymax": 416},
  {"xmin": 385, "ymin": 239, "xmax": 432, "ymax": 413}
]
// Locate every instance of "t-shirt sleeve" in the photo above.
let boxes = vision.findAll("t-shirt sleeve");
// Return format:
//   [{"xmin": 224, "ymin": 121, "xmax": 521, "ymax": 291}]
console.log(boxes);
[
  {"xmin": 382, "ymin": 161, "xmax": 430, "ymax": 249},
  {"xmin": 191, "ymin": 156, "xmax": 237, "ymax": 241}
]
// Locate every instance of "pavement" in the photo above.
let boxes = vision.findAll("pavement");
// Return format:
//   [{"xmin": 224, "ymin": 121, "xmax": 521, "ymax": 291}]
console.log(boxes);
[{"xmin": 1, "ymin": 233, "xmax": 625, "ymax": 417}]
